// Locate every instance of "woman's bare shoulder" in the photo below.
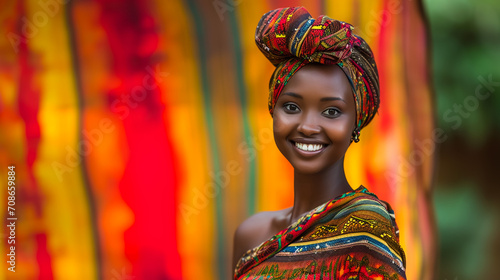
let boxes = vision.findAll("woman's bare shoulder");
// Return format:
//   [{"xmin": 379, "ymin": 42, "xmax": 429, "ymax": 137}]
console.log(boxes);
[{"xmin": 232, "ymin": 207, "xmax": 291, "ymax": 270}]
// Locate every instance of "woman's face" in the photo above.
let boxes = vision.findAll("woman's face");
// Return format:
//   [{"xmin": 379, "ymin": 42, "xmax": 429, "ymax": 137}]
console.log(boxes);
[{"xmin": 273, "ymin": 63, "xmax": 357, "ymax": 174}]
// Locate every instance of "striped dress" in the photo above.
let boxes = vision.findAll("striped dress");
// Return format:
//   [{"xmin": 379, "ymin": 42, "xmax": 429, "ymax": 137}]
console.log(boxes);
[{"xmin": 234, "ymin": 186, "xmax": 406, "ymax": 279}]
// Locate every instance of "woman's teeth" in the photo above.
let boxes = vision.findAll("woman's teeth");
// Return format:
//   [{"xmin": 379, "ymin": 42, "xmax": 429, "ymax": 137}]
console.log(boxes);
[{"xmin": 295, "ymin": 142, "xmax": 323, "ymax": 152}]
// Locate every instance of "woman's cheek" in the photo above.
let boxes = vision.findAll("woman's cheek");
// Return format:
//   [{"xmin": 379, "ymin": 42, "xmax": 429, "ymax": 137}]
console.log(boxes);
[
  {"xmin": 325, "ymin": 120, "xmax": 352, "ymax": 144},
  {"xmin": 272, "ymin": 113, "xmax": 290, "ymax": 135}
]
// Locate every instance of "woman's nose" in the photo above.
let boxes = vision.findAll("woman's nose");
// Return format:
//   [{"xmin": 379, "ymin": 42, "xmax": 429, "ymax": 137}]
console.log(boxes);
[{"xmin": 297, "ymin": 112, "xmax": 321, "ymax": 136}]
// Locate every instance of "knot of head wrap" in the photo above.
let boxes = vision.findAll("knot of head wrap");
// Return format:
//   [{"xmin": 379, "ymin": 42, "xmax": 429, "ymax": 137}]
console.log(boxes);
[{"xmin": 255, "ymin": 6, "xmax": 380, "ymax": 131}]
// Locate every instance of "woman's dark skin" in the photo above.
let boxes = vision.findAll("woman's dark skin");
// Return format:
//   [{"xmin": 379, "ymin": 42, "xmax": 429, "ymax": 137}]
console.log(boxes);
[{"xmin": 232, "ymin": 63, "xmax": 358, "ymax": 270}]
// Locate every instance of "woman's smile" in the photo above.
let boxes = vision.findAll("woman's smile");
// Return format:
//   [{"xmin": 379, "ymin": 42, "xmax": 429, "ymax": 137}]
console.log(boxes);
[
  {"xmin": 294, "ymin": 142, "xmax": 324, "ymax": 152},
  {"xmin": 290, "ymin": 137, "xmax": 329, "ymax": 155}
]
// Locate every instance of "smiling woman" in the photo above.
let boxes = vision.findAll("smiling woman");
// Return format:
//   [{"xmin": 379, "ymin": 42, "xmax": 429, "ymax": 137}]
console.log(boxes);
[{"xmin": 233, "ymin": 7, "xmax": 407, "ymax": 280}]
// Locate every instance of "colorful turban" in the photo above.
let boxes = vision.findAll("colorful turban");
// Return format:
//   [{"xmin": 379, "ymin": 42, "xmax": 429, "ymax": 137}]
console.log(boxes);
[{"xmin": 255, "ymin": 7, "xmax": 380, "ymax": 131}]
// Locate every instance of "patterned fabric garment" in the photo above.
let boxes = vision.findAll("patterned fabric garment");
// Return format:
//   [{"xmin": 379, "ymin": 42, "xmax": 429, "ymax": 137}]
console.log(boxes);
[
  {"xmin": 234, "ymin": 186, "xmax": 407, "ymax": 279},
  {"xmin": 255, "ymin": 7, "xmax": 380, "ymax": 133}
]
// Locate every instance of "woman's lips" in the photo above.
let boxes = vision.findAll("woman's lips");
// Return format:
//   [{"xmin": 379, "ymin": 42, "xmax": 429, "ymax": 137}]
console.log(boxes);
[{"xmin": 291, "ymin": 140, "xmax": 327, "ymax": 155}]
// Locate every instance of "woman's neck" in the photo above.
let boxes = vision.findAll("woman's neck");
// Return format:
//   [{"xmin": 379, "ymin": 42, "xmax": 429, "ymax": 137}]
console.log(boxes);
[{"xmin": 289, "ymin": 157, "xmax": 353, "ymax": 223}]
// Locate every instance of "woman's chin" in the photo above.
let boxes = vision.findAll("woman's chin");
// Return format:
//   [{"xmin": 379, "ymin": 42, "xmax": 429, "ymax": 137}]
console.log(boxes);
[{"xmin": 291, "ymin": 162, "xmax": 328, "ymax": 175}]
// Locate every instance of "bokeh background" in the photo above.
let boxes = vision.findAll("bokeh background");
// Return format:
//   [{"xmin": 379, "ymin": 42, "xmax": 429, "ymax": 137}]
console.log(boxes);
[
  {"xmin": 423, "ymin": 0, "xmax": 500, "ymax": 279},
  {"xmin": 0, "ymin": 0, "xmax": 497, "ymax": 279}
]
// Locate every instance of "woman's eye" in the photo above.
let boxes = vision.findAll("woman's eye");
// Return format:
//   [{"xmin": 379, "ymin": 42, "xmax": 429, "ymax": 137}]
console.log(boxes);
[
  {"xmin": 284, "ymin": 103, "xmax": 300, "ymax": 112},
  {"xmin": 323, "ymin": 108, "xmax": 340, "ymax": 117}
]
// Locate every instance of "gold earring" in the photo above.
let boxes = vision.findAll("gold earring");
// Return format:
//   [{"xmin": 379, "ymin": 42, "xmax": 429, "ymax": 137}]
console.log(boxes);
[{"xmin": 351, "ymin": 129, "xmax": 360, "ymax": 143}]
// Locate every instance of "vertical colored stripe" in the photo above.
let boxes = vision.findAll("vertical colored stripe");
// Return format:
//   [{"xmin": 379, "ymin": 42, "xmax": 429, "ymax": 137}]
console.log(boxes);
[
  {"xmin": 15, "ymin": 0, "xmax": 54, "ymax": 278},
  {"xmin": 184, "ymin": 0, "xmax": 225, "ymax": 278},
  {"xmin": 64, "ymin": 2, "xmax": 101, "ymax": 279},
  {"xmin": 227, "ymin": 8, "xmax": 257, "ymax": 216}
]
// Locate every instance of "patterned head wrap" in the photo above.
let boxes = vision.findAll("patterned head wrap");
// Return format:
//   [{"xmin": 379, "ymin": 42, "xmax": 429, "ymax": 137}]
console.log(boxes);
[{"xmin": 255, "ymin": 7, "xmax": 380, "ymax": 131}]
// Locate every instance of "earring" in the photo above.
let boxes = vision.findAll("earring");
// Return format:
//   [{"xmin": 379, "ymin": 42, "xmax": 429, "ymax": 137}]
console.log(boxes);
[{"xmin": 351, "ymin": 129, "xmax": 360, "ymax": 143}]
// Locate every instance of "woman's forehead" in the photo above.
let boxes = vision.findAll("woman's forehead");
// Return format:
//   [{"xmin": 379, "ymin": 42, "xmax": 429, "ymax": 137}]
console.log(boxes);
[{"xmin": 283, "ymin": 64, "xmax": 353, "ymax": 98}]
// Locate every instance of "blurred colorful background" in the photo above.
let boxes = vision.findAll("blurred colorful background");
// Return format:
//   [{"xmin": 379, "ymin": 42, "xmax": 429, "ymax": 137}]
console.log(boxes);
[
  {"xmin": 423, "ymin": 0, "xmax": 500, "ymax": 279},
  {"xmin": 0, "ymin": 0, "xmax": 497, "ymax": 279}
]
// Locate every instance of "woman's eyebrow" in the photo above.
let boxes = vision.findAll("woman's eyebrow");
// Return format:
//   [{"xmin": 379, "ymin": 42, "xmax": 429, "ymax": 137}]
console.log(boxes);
[
  {"xmin": 320, "ymin": 96, "xmax": 345, "ymax": 103},
  {"xmin": 282, "ymin": 92, "xmax": 302, "ymax": 99}
]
